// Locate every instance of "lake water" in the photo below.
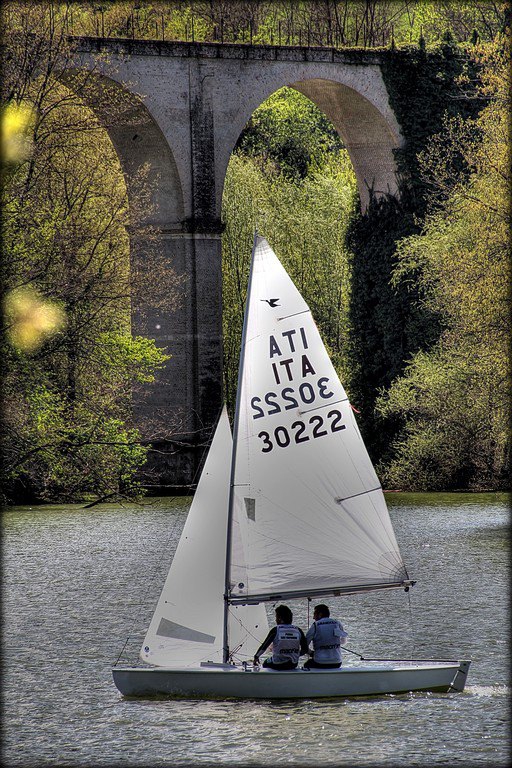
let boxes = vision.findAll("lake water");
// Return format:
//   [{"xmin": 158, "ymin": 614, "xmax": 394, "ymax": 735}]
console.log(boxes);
[{"xmin": 3, "ymin": 493, "xmax": 509, "ymax": 766}]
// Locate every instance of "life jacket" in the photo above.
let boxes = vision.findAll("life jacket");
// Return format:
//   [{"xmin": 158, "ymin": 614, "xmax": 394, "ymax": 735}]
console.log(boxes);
[
  {"xmin": 271, "ymin": 624, "xmax": 302, "ymax": 665},
  {"xmin": 309, "ymin": 618, "xmax": 347, "ymax": 664}
]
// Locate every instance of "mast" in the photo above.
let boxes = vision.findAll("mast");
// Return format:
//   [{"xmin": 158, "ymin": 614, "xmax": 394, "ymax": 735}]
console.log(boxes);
[{"xmin": 222, "ymin": 231, "xmax": 259, "ymax": 663}]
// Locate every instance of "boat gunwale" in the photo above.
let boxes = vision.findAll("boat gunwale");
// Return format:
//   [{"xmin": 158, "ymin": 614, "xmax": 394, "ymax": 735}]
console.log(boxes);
[{"xmin": 112, "ymin": 661, "xmax": 465, "ymax": 675}]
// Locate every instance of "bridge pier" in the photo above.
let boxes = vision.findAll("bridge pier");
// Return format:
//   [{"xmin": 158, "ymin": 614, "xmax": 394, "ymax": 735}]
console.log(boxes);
[
  {"xmin": 136, "ymin": 55, "xmax": 225, "ymax": 491},
  {"xmin": 130, "ymin": 229, "xmax": 223, "ymax": 492}
]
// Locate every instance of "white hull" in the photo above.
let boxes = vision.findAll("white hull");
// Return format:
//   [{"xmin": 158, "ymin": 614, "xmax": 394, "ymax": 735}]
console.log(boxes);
[{"xmin": 113, "ymin": 661, "xmax": 470, "ymax": 699}]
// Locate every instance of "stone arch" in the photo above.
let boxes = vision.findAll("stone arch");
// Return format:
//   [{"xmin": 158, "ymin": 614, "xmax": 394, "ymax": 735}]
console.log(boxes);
[
  {"xmin": 217, "ymin": 74, "xmax": 402, "ymax": 213},
  {"xmin": 63, "ymin": 42, "xmax": 407, "ymax": 489},
  {"xmin": 291, "ymin": 78, "xmax": 401, "ymax": 208},
  {"xmin": 58, "ymin": 70, "xmax": 185, "ymax": 227}
]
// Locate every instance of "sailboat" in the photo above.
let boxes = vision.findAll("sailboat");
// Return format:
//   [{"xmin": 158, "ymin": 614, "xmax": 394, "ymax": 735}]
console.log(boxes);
[{"xmin": 113, "ymin": 235, "xmax": 470, "ymax": 699}]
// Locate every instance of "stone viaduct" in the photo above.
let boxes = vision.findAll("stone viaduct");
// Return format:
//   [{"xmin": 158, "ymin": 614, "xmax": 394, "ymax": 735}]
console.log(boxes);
[{"xmin": 69, "ymin": 38, "xmax": 404, "ymax": 491}]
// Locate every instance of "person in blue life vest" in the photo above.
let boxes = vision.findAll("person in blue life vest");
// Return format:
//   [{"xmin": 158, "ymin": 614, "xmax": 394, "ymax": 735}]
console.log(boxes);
[
  {"xmin": 303, "ymin": 604, "xmax": 348, "ymax": 669},
  {"xmin": 253, "ymin": 605, "xmax": 308, "ymax": 670}
]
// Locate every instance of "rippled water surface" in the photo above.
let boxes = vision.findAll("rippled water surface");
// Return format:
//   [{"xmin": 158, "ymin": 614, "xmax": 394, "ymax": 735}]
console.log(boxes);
[{"xmin": 3, "ymin": 493, "xmax": 509, "ymax": 766}]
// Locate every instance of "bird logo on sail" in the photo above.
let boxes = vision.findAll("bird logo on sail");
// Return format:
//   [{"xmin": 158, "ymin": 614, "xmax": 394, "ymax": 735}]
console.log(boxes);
[{"xmin": 261, "ymin": 298, "xmax": 280, "ymax": 307}]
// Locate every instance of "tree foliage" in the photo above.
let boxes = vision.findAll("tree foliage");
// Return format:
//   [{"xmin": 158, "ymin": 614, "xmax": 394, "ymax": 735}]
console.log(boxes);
[
  {"xmin": 1, "ymin": 4, "xmax": 177, "ymax": 503},
  {"xmin": 346, "ymin": 35, "xmax": 485, "ymax": 458},
  {"xmin": 375, "ymin": 38, "xmax": 510, "ymax": 490},
  {"xmin": 221, "ymin": 39, "xmax": 509, "ymax": 491},
  {"xmin": 236, "ymin": 87, "xmax": 343, "ymax": 180},
  {"xmin": 222, "ymin": 89, "xmax": 357, "ymax": 412},
  {"xmin": 41, "ymin": 1, "xmax": 509, "ymax": 49}
]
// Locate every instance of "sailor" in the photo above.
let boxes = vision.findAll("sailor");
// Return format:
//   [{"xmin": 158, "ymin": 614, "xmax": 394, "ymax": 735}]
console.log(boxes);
[
  {"xmin": 303, "ymin": 604, "xmax": 348, "ymax": 669},
  {"xmin": 253, "ymin": 605, "xmax": 308, "ymax": 670}
]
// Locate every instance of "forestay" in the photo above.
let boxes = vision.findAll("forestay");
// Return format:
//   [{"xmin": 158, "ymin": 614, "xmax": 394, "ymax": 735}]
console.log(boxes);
[
  {"xmin": 229, "ymin": 237, "xmax": 411, "ymax": 605},
  {"xmin": 140, "ymin": 407, "xmax": 268, "ymax": 667}
]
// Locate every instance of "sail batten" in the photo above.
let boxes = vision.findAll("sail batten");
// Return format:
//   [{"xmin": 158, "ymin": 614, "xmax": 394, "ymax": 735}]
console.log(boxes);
[
  {"xmin": 335, "ymin": 486, "xmax": 383, "ymax": 503},
  {"xmin": 299, "ymin": 397, "xmax": 348, "ymax": 414},
  {"xmin": 277, "ymin": 310, "xmax": 310, "ymax": 321},
  {"xmin": 228, "ymin": 237, "xmax": 411, "ymax": 605}
]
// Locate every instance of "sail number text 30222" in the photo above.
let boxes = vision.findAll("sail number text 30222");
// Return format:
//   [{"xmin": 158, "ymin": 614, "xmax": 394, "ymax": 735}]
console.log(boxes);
[{"xmin": 257, "ymin": 410, "xmax": 345, "ymax": 453}]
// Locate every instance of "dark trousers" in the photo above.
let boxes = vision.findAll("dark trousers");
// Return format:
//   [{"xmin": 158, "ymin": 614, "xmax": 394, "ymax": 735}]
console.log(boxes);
[
  {"xmin": 262, "ymin": 658, "xmax": 297, "ymax": 670},
  {"xmin": 303, "ymin": 658, "xmax": 341, "ymax": 669}
]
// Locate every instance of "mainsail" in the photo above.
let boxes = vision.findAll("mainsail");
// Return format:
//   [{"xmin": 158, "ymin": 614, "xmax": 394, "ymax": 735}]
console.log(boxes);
[
  {"xmin": 141, "ymin": 407, "xmax": 268, "ymax": 667},
  {"xmin": 228, "ymin": 236, "xmax": 411, "ymax": 605}
]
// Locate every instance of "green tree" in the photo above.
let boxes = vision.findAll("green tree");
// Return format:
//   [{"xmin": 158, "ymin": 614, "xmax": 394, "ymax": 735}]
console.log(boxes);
[
  {"xmin": 375, "ymin": 38, "xmax": 510, "ymax": 490},
  {"xmin": 52, "ymin": 1, "xmax": 509, "ymax": 48},
  {"xmin": 236, "ymin": 86, "xmax": 343, "ymax": 180},
  {"xmin": 1, "ymin": 4, "xmax": 178, "ymax": 503},
  {"xmin": 222, "ymin": 89, "xmax": 357, "ymax": 413}
]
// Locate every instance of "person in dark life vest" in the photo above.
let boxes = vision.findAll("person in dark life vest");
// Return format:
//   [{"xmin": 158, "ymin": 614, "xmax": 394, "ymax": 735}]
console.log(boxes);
[
  {"xmin": 253, "ymin": 605, "xmax": 308, "ymax": 670},
  {"xmin": 303, "ymin": 604, "xmax": 348, "ymax": 669}
]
